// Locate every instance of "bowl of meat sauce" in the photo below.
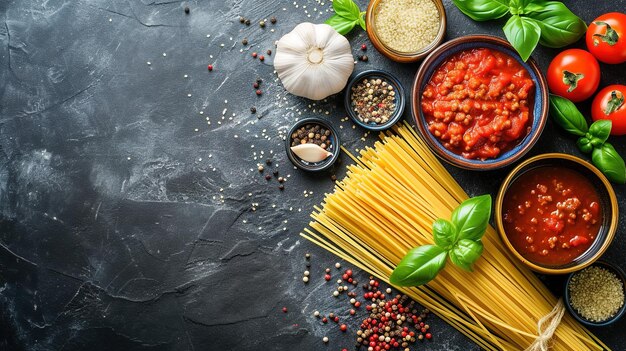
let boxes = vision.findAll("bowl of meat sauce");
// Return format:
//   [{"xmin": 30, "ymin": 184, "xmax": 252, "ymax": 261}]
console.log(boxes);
[
  {"xmin": 412, "ymin": 35, "xmax": 548, "ymax": 170},
  {"xmin": 495, "ymin": 154, "xmax": 618, "ymax": 274}
]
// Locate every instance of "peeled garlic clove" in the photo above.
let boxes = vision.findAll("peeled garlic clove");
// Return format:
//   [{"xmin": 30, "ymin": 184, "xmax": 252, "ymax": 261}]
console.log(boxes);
[{"xmin": 291, "ymin": 144, "xmax": 333, "ymax": 163}]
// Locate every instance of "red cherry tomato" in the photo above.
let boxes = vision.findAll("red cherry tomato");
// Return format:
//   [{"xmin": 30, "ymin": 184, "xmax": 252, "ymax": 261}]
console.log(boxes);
[
  {"xmin": 591, "ymin": 85, "xmax": 626, "ymax": 135},
  {"xmin": 586, "ymin": 12, "xmax": 626, "ymax": 64},
  {"xmin": 546, "ymin": 49, "xmax": 600, "ymax": 102}
]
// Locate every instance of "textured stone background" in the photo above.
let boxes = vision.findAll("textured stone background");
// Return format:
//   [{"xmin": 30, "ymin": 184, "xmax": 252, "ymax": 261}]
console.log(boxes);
[{"xmin": 0, "ymin": 0, "xmax": 624, "ymax": 350}]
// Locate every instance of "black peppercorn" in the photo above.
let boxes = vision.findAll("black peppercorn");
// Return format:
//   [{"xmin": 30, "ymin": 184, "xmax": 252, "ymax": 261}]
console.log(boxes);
[
  {"xmin": 273, "ymin": 170, "xmax": 279, "ymax": 176},
  {"xmin": 331, "ymin": 175, "xmax": 337, "ymax": 181},
  {"xmin": 266, "ymin": 159, "xmax": 272, "ymax": 165},
  {"xmin": 267, "ymin": 49, "xmax": 272, "ymax": 55},
  {"xmin": 184, "ymin": 6, "xmax": 190, "ymax": 14},
  {"xmin": 239, "ymin": 16, "xmax": 245, "ymax": 23},
  {"xmin": 270, "ymin": 16, "xmax": 277, "ymax": 24},
  {"xmin": 362, "ymin": 55, "xmax": 368, "ymax": 62},
  {"xmin": 250, "ymin": 107, "xmax": 257, "ymax": 114},
  {"xmin": 256, "ymin": 78, "xmax": 263, "ymax": 84},
  {"xmin": 245, "ymin": 19, "xmax": 250, "ymax": 25},
  {"xmin": 242, "ymin": 38, "xmax": 248, "ymax": 45},
  {"xmin": 265, "ymin": 174, "xmax": 272, "ymax": 180},
  {"xmin": 279, "ymin": 184, "xmax": 284, "ymax": 190}
]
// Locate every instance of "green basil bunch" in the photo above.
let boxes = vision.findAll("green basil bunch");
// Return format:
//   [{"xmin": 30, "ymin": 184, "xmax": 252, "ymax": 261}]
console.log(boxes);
[
  {"xmin": 390, "ymin": 195, "xmax": 491, "ymax": 287},
  {"xmin": 325, "ymin": 0, "xmax": 365, "ymax": 35},
  {"xmin": 452, "ymin": 0, "xmax": 586, "ymax": 61},
  {"xmin": 549, "ymin": 94, "xmax": 626, "ymax": 183}
]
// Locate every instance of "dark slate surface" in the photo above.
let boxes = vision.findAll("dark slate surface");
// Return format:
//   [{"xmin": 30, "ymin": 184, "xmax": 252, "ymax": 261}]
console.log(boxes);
[{"xmin": 0, "ymin": 0, "xmax": 624, "ymax": 350}]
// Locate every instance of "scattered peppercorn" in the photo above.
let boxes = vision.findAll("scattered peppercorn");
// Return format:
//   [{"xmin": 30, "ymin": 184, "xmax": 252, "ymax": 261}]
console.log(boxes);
[
  {"xmin": 256, "ymin": 89, "xmax": 262, "ymax": 96},
  {"xmin": 278, "ymin": 184, "xmax": 284, "ymax": 190},
  {"xmin": 252, "ymin": 52, "xmax": 257, "ymax": 58},
  {"xmin": 331, "ymin": 174, "xmax": 337, "ymax": 181},
  {"xmin": 267, "ymin": 49, "xmax": 272, "ymax": 55},
  {"xmin": 253, "ymin": 82, "xmax": 259, "ymax": 89},
  {"xmin": 259, "ymin": 55, "xmax": 265, "ymax": 61},
  {"xmin": 322, "ymin": 336, "xmax": 329, "ymax": 343},
  {"xmin": 325, "ymin": 268, "xmax": 331, "ymax": 273},
  {"xmin": 250, "ymin": 107, "xmax": 257, "ymax": 114},
  {"xmin": 207, "ymin": 64, "xmax": 213, "ymax": 71},
  {"xmin": 242, "ymin": 38, "xmax": 248, "ymax": 45},
  {"xmin": 340, "ymin": 324, "xmax": 347, "ymax": 332},
  {"xmin": 361, "ymin": 44, "xmax": 367, "ymax": 50},
  {"xmin": 272, "ymin": 170, "xmax": 279, "ymax": 176},
  {"xmin": 245, "ymin": 19, "xmax": 250, "ymax": 25},
  {"xmin": 361, "ymin": 55, "xmax": 368, "ymax": 62},
  {"xmin": 270, "ymin": 16, "xmax": 277, "ymax": 24},
  {"xmin": 303, "ymin": 276, "xmax": 309, "ymax": 283},
  {"xmin": 259, "ymin": 20, "xmax": 266, "ymax": 28},
  {"xmin": 258, "ymin": 165, "xmax": 264, "ymax": 172},
  {"xmin": 282, "ymin": 307, "xmax": 287, "ymax": 313},
  {"xmin": 305, "ymin": 253, "xmax": 311, "ymax": 259},
  {"xmin": 184, "ymin": 6, "xmax": 190, "ymax": 14},
  {"xmin": 324, "ymin": 274, "xmax": 331, "ymax": 281},
  {"xmin": 278, "ymin": 177, "xmax": 285, "ymax": 183},
  {"xmin": 239, "ymin": 16, "xmax": 245, "ymax": 23},
  {"xmin": 256, "ymin": 78, "xmax": 263, "ymax": 84},
  {"xmin": 264, "ymin": 174, "xmax": 271, "ymax": 180},
  {"xmin": 265, "ymin": 159, "xmax": 272, "ymax": 165}
]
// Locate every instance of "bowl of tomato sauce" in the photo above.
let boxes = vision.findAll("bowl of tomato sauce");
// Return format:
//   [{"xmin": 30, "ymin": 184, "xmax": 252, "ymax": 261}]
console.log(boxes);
[
  {"xmin": 495, "ymin": 153, "xmax": 618, "ymax": 274},
  {"xmin": 411, "ymin": 35, "xmax": 548, "ymax": 170}
]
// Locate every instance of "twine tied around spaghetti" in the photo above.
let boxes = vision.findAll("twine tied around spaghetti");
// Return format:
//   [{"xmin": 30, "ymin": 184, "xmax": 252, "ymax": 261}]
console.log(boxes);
[{"xmin": 525, "ymin": 298, "xmax": 566, "ymax": 351}]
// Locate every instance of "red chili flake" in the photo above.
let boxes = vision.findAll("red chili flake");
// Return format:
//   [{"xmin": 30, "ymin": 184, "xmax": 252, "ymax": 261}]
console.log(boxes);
[
  {"xmin": 361, "ymin": 44, "xmax": 367, "ymax": 51},
  {"xmin": 340, "ymin": 324, "xmax": 347, "ymax": 332},
  {"xmin": 282, "ymin": 307, "xmax": 288, "ymax": 313},
  {"xmin": 207, "ymin": 64, "xmax": 213, "ymax": 71},
  {"xmin": 252, "ymin": 52, "xmax": 258, "ymax": 58}
]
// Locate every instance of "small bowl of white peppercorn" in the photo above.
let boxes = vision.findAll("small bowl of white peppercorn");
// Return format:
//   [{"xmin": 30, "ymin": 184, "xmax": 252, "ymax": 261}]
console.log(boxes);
[{"xmin": 344, "ymin": 70, "xmax": 406, "ymax": 131}]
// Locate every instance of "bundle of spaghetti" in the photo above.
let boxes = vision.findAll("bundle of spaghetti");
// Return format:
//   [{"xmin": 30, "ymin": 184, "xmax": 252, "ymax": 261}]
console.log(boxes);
[{"xmin": 302, "ymin": 123, "xmax": 609, "ymax": 351}]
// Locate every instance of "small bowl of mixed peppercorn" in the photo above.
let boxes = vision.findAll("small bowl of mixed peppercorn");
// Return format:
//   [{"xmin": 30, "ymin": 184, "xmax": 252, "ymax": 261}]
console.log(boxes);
[
  {"xmin": 286, "ymin": 117, "xmax": 340, "ymax": 172},
  {"xmin": 564, "ymin": 261, "xmax": 626, "ymax": 327},
  {"xmin": 344, "ymin": 70, "xmax": 406, "ymax": 131}
]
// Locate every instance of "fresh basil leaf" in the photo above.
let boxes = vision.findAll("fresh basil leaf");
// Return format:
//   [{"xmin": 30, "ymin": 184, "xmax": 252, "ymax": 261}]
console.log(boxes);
[
  {"xmin": 449, "ymin": 239, "xmax": 484, "ymax": 272},
  {"xmin": 524, "ymin": 1, "xmax": 587, "ymax": 48},
  {"xmin": 549, "ymin": 94, "xmax": 589, "ymax": 136},
  {"xmin": 358, "ymin": 12, "xmax": 366, "ymax": 31},
  {"xmin": 503, "ymin": 15, "xmax": 541, "ymax": 62},
  {"xmin": 452, "ymin": 0, "xmax": 510, "ymax": 22},
  {"xmin": 325, "ymin": 14, "xmax": 358, "ymax": 35},
  {"xmin": 451, "ymin": 194, "xmax": 492, "ymax": 242},
  {"xmin": 592, "ymin": 143, "xmax": 626, "ymax": 184},
  {"xmin": 390, "ymin": 245, "xmax": 447, "ymax": 286},
  {"xmin": 432, "ymin": 219, "xmax": 458, "ymax": 250},
  {"xmin": 508, "ymin": 0, "xmax": 533, "ymax": 15},
  {"xmin": 332, "ymin": 0, "xmax": 361, "ymax": 21},
  {"xmin": 588, "ymin": 120, "xmax": 612, "ymax": 146},
  {"xmin": 576, "ymin": 136, "xmax": 594, "ymax": 154}
]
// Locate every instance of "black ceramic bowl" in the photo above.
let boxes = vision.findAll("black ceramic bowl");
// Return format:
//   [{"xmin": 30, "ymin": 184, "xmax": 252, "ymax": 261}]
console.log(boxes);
[
  {"xmin": 344, "ymin": 70, "xmax": 405, "ymax": 131},
  {"xmin": 564, "ymin": 261, "xmax": 626, "ymax": 327},
  {"xmin": 285, "ymin": 117, "xmax": 340, "ymax": 172}
]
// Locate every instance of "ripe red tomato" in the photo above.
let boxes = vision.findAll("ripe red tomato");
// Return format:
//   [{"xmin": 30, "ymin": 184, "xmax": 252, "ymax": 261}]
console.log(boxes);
[
  {"xmin": 586, "ymin": 12, "xmax": 626, "ymax": 64},
  {"xmin": 546, "ymin": 49, "xmax": 600, "ymax": 102},
  {"xmin": 591, "ymin": 85, "xmax": 626, "ymax": 135}
]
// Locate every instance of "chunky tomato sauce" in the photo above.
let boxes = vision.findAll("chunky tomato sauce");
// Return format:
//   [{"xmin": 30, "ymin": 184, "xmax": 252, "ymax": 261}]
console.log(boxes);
[
  {"xmin": 502, "ymin": 167, "xmax": 602, "ymax": 266},
  {"xmin": 421, "ymin": 48, "xmax": 535, "ymax": 160}
]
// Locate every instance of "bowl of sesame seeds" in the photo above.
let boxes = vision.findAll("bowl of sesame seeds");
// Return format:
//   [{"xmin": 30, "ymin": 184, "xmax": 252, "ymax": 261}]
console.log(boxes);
[
  {"xmin": 286, "ymin": 117, "xmax": 341, "ymax": 172},
  {"xmin": 344, "ymin": 70, "xmax": 405, "ymax": 131},
  {"xmin": 564, "ymin": 261, "xmax": 626, "ymax": 327},
  {"xmin": 365, "ymin": 0, "xmax": 446, "ymax": 63}
]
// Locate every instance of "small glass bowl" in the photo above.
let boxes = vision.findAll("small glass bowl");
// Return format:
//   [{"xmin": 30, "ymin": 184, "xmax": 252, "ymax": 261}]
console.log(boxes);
[
  {"xmin": 564, "ymin": 261, "xmax": 626, "ymax": 327},
  {"xmin": 344, "ymin": 70, "xmax": 405, "ymax": 131},
  {"xmin": 285, "ymin": 117, "xmax": 340, "ymax": 172},
  {"xmin": 365, "ymin": 0, "xmax": 447, "ymax": 63}
]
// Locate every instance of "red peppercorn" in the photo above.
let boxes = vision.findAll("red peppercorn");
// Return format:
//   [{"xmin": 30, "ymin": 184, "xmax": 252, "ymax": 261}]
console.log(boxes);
[
  {"xmin": 354, "ymin": 301, "xmax": 361, "ymax": 308},
  {"xmin": 426, "ymin": 333, "xmax": 432, "ymax": 340},
  {"xmin": 322, "ymin": 317, "xmax": 328, "ymax": 323},
  {"xmin": 361, "ymin": 44, "xmax": 367, "ymax": 50},
  {"xmin": 342, "ymin": 273, "xmax": 349, "ymax": 280},
  {"xmin": 252, "ymin": 52, "xmax": 257, "ymax": 58},
  {"xmin": 350, "ymin": 309, "xmax": 356, "ymax": 315},
  {"xmin": 324, "ymin": 274, "xmax": 331, "ymax": 281},
  {"xmin": 255, "ymin": 89, "xmax": 262, "ymax": 95},
  {"xmin": 340, "ymin": 324, "xmax": 347, "ymax": 332},
  {"xmin": 346, "ymin": 269, "xmax": 353, "ymax": 276},
  {"xmin": 259, "ymin": 55, "xmax": 265, "ymax": 61},
  {"xmin": 282, "ymin": 307, "xmax": 287, "ymax": 313},
  {"xmin": 207, "ymin": 64, "xmax": 213, "ymax": 71},
  {"xmin": 334, "ymin": 316, "xmax": 339, "ymax": 323}
]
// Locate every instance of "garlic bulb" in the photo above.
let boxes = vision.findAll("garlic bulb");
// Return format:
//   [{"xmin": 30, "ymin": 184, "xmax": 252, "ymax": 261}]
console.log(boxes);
[
  {"xmin": 274, "ymin": 22, "xmax": 354, "ymax": 100},
  {"xmin": 291, "ymin": 144, "xmax": 333, "ymax": 163}
]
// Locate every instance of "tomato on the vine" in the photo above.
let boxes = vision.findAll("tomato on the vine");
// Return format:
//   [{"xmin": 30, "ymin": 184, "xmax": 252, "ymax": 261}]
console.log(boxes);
[
  {"xmin": 586, "ymin": 12, "xmax": 626, "ymax": 64},
  {"xmin": 547, "ymin": 49, "xmax": 600, "ymax": 102},
  {"xmin": 591, "ymin": 85, "xmax": 626, "ymax": 135}
]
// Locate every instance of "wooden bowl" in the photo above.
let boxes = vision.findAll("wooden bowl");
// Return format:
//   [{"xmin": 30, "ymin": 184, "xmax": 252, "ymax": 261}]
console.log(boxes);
[
  {"xmin": 365, "ymin": 0, "xmax": 446, "ymax": 63},
  {"xmin": 494, "ymin": 153, "xmax": 619, "ymax": 275},
  {"xmin": 411, "ymin": 35, "xmax": 549, "ymax": 170}
]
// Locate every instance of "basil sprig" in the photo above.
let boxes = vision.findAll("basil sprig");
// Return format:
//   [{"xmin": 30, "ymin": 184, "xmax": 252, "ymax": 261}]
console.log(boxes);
[
  {"xmin": 452, "ymin": 0, "xmax": 586, "ymax": 61},
  {"xmin": 390, "ymin": 195, "xmax": 492, "ymax": 287},
  {"xmin": 324, "ymin": 0, "xmax": 365, "ymax": 35},
  {"xmin": 549, "ymin": 94, "xmax": 626, "ymax": 183}
]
